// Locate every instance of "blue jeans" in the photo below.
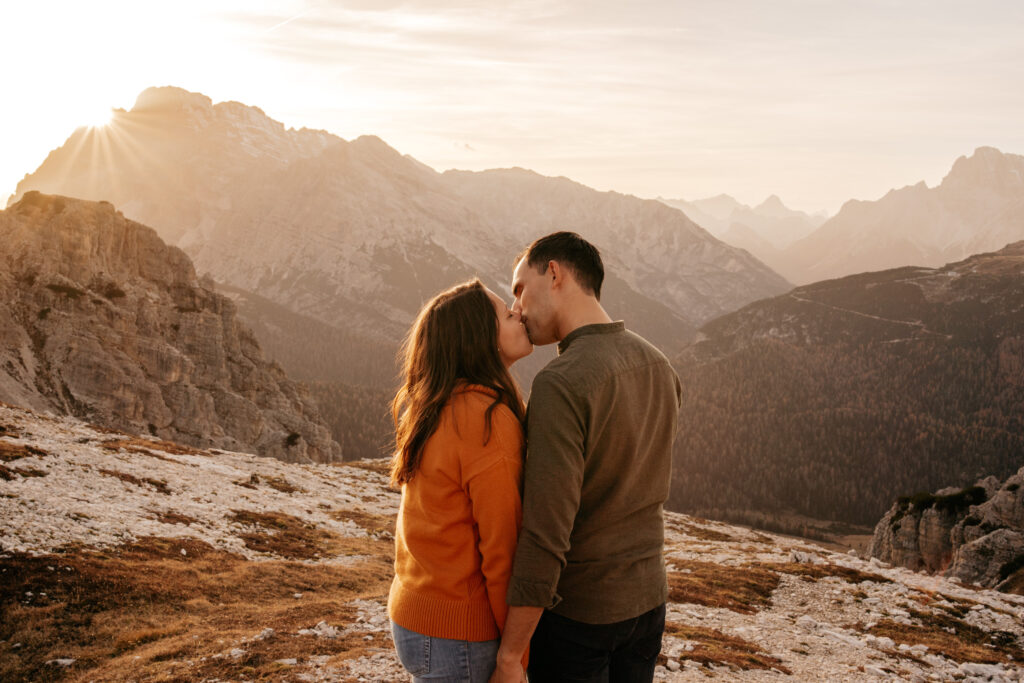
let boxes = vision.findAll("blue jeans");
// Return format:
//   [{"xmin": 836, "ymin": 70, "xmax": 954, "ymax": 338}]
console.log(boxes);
[{"xmin": 392, "ymin": 622, "xmax": 499, "ymax": 682}]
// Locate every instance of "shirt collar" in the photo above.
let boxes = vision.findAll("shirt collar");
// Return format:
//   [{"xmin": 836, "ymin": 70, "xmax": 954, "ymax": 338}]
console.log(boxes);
[{"xmin": 557, "ymin": 321, "xmax": 625, "ymax": 355}]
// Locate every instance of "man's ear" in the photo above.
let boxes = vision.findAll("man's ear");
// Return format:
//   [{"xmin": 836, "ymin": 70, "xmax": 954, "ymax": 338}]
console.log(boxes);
[{"xmin": 547, "ymin": 260, "xmax": 562, "ymax": 289}]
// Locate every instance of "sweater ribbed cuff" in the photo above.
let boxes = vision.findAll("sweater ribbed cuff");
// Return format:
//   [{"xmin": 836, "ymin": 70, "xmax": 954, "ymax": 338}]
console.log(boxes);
[{"xmin": 388, "ymin": 577, "xmax": 500, "ymax": 642}]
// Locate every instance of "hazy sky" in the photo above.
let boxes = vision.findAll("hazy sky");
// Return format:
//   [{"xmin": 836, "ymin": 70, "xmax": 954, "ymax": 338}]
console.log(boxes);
[{"xmin": 3, "ymin": 0, "xmax": 1023, "ymax": 214}]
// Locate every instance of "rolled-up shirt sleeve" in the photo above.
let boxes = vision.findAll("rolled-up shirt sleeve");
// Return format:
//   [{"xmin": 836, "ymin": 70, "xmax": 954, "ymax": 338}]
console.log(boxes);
[{"xmin": 507, "ymin": 370, "xmax": 585, "ymax": 609}]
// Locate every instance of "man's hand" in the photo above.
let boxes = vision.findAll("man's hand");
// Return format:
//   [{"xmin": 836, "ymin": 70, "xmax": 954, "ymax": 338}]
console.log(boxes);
[
  {"xmin": 488, "ymin": 654, "xmax": 526, "ymax": 683},
  {"xmin": 488, "ymin": 606, "xmax": 543, "ymax": 683}
]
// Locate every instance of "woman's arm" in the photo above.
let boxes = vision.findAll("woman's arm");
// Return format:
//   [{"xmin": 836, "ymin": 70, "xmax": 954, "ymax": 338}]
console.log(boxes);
[{"xmin": 464, "ymin": 406, "xmax": 524, "ymax": 632}]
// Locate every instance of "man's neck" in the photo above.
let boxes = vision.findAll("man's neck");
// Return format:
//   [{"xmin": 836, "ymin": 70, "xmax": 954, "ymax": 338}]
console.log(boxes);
[{"xmin": 555, "ymin": 298, "xmax": 613, "ymax": 341}]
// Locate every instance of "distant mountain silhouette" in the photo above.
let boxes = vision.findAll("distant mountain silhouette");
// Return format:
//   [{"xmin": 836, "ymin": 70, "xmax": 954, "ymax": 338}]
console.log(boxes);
[
  {"xmin": 669, "ymin": 241, "xmax": 1024, "ymax": 527},
  {"xmin": 659, "ymin": 194, "xmax": 827, "ymax": 274},
  {"xmin": 778, "ymin": 147, "xmax": 1024, "ymax": 284},
  {"xmin": 12, "ymin": 86, "xmax": 791, "ymax": 454}
]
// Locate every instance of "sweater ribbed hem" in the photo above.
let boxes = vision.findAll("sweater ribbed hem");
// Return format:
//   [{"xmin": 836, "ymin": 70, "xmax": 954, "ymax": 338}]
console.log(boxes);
[{"xmin": 388, "ymin": 576, "xmax": 500, "ymax": 642}]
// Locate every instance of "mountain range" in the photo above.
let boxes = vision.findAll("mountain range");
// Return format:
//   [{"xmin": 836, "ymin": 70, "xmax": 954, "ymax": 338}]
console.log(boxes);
[
  {"xmin": 669, "ymin": 241, "xmax": 1024, "ymax": 527},
  {"xmin": 658, "ymin": 194, "xmax": 828, "ymax": 257},
  {"xmin": 775, "ymin": 148, "xmax": 1024, "ymax": 283},
  {"xmin": 664, "ymin": 149, "xmax": 1024, "ymax": 287},
  {"xmin": 11, "ymin": 85, "xmax": 789, "ymax": 366},
  {"xmin": 11, "ymin": 86, "xmax": 794, "ymax": 457}
]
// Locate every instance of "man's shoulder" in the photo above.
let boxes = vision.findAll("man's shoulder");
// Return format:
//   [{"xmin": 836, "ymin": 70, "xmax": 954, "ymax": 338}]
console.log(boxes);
[{"xmin": 558, "ymin": 327, "xmax": 671, "ymax": 370}]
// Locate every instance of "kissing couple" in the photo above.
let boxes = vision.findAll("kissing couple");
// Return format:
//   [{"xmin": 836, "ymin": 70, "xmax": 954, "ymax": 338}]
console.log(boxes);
[{"xmin": 387, "ymin": 231, "xmax": 682, "ymax": 682}]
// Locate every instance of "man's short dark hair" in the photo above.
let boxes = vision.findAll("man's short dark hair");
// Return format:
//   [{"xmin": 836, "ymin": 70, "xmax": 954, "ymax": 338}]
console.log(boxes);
[{"xmin": 517, "ymin": 231, "xmax": 604, "ymax": 300}]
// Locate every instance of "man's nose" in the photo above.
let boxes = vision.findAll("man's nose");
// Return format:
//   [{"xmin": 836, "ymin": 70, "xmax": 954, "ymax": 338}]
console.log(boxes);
[{"xmin": 511, "ymin": 299, "xmax": 522, "ymax": 315}]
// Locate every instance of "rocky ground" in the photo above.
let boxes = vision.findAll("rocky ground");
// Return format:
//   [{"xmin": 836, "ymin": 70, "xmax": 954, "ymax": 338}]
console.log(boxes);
[{"xmin": 1, "ymin": 402, "xmax": 1022, "ymax": 682}]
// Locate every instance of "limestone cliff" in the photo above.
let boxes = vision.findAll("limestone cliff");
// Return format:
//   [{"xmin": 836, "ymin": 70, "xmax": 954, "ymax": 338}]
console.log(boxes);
[
  {"xmin": 0, "ymin": 192, "xmax": 340, "ymax": 463},
  {"xmin": 869, "ymin": 467, "xmax": 1024, "ymax": 591}
]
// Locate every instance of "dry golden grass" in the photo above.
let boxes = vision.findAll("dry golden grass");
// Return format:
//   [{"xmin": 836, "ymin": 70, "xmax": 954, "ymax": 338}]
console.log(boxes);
[
  {"xmin": 150, "ymin": 510, "xmax": 200, "ymax": 526},
  {"xmin": 754, "ymin": 562, "xmax": 892, "ymax": 585},
  {"xmin": 86, "ymin": 422, "xmax": 127, "ymax": 435},
  {"xmin": 0, "ymin": 423, "xmax": 20, "ymax": 438},
  {"xmin": 228, "ymin": 510, "xmax": 392, "ymax": 561},
  {"xmin": 98, "ymin": 468, "xmax": 171, "ymax": 495},
  {"xmin": 1, "ymin": 463, "xmax": 48, "ymax": 480},
  {"xmin": 666, "ymin": 519, "xmax": 737, "ymax": 543},
  {"xmin": 342, "ymin": 459, "xmax": 391, "ymax": 476},
  {"xmin": 328, "ymin": 508, "xmax": 396, "ymax": 536},
  {"xmin": 0, "ymin": 441, "xmax": 47, "ymax": 462},
  {"xmin": 100, "ymin": 437, "xmax": 208, "ymax": 458},
  {"xmin": 0, "ymin": 535, "xmax": 394, "ymax": 681},
  {"xmin": 910, "ymin": 589, "xmax": 1017, "ymax": 619},
  {"xmin": 866, "ymin": 608, "xmax": 1024, "ymax": 665},
  {"xmin": 231, "ymin": 473, "xmax": 303, "ymax": 494},
  {"xmin": 10, "ymin": 465, "xmax": 47, "ymax": 478},
  {"xmin": 1000, "ymin": 567, "xmax": 1024, "ymax": 595},
  {"xmin": 663, "ymin": 621, "xmax": 791, "ymax": 673},
  {"xmin": 668, "ymin": 561, "xmax": 779, "ymax": 614},
  {"xmin": 262, "ymin": 475, "xmax": 303, "ymax": 494}
]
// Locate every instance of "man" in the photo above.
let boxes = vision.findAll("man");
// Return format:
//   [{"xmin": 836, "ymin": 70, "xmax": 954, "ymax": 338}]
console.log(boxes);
[{"xmin": 490, "ymin": 232, "xmax": 682, "ymax": 683}]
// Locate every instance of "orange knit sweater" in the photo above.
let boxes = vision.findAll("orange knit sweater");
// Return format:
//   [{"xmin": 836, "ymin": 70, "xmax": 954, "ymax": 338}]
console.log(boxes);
[{"xmin": 388, "ymin": 385, "xmax": 524, "ymax": 641}]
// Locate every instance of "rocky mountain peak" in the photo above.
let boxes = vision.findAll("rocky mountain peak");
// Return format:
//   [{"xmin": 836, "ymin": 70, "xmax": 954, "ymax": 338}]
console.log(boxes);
[
  {"xmin": 754, "ymin": 194, "xmax": 786, "ymax": 213},
  {"xmin": 0, "ymin": 193, "xmax": 340, "ymax": 463},
  {"xmin": 132, "ymin": 85, "xmax": 215, "ymax": 115},
  {"xmin": 940, "ymin": 146, "xmax": 1024, "ymax": 192},
  {"xmin": 129, "ymin": 86, "xmax": 289, "ymax": 138},
  {"xmin": 8, "ymin": 191, "xmax": 196, "ymax": 289}
]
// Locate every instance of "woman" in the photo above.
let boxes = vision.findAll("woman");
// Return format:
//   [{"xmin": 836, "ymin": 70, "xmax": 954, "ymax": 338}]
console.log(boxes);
[{"xmin": 388, "ymin": 278, "xmax": 533, "ymax": 682}]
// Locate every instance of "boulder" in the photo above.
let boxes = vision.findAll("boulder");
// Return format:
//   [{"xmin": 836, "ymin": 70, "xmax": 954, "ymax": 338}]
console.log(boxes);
[{"xmin": 869, "ymin": 467, "xmax": 1024, "ymax": 591}]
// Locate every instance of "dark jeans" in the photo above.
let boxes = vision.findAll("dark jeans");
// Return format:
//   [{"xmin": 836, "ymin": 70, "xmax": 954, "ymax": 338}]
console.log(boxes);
[{"xmin": 527, "ymin": 603, "xmax": 665, "ymax": 683}]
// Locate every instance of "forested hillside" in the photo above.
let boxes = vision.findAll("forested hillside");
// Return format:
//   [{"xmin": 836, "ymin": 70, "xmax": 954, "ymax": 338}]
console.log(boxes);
[{"xmin": 669, "ymin": 243, "xmax": 1024, "ymax": 527}]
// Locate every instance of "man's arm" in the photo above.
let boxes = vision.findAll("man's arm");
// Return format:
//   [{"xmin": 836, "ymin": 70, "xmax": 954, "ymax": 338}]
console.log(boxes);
[
  {"xmin": 494, "ymin": 370, "xmax": 586, "ymax": 680},
  {"xmin": 489, "ymin": 605, "xmax": 542, "ymax": 683}
]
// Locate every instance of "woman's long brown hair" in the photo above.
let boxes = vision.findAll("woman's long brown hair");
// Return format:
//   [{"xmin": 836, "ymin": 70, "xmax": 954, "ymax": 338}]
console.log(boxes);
[{"xmin": 390, "ymin": 279, "xmax": 525, "ymax": 486}]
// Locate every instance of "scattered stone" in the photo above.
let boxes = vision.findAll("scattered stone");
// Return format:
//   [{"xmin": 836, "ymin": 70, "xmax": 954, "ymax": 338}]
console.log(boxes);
[
  {"xmin": 298, "ymin": 621, "xmax": 339, "ymax": 639},
  {"xmin": 44, "ymin": 658, "xmax": 75, "ymax": 667}
]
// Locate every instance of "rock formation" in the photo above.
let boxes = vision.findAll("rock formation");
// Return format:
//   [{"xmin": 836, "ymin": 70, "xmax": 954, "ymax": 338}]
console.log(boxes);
[
  {"xmin": 0, "ymin": 192, "xmax": 340, "ymax": 463},
  {"xmin": 870, "ymin": 467, "xmax": 1024, "ymax": 591}
]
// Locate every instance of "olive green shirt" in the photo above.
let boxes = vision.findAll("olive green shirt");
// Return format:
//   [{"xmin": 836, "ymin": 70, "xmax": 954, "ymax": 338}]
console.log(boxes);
[{"xmin": 507, "ymin": 322, "xmax": 682, "ymax": 624}]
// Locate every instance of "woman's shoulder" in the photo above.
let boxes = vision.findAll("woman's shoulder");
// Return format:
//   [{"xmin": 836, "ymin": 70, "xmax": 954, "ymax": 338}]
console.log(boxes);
[{"xmin": 447, "ymin": 385, "xmax": 522, "ymax": 436}]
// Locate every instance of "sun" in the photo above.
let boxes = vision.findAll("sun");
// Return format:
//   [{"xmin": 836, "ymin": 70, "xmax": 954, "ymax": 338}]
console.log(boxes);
[{"xmin": 82, "ymin": 105, "xmax": 114, "ymax": 129}]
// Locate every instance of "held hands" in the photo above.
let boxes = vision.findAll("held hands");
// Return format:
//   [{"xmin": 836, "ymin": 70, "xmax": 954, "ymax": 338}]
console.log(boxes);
[
  {"xmin": 488, "ymin": 645, "xmax": 527, "ymax": 683},
  {"xmin": 488, "ymin": 658, "xmax": 526, "ymax": 683}
]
